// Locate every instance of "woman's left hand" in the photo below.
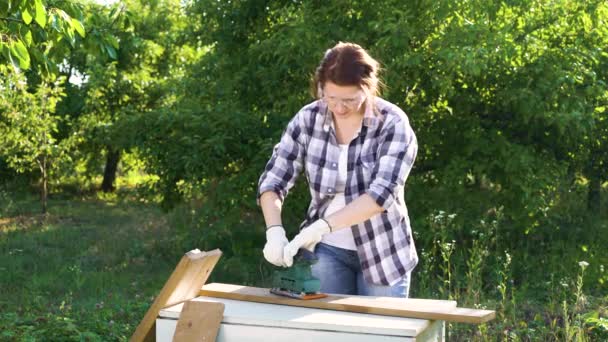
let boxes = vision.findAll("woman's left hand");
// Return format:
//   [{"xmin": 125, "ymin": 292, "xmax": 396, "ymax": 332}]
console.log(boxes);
[{"xmin": 283, "ymin": 219, "xmax": 330, "ymax": 267}]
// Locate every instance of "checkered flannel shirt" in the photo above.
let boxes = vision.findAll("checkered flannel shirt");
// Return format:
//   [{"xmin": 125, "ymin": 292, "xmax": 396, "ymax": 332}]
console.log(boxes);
[{"xmin": 258, "ymin": 97, "xmax": 418, "ymax": 286}]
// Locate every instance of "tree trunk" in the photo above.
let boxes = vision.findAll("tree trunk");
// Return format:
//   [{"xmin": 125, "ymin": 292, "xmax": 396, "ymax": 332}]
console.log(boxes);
[
  {"xmin": 101, "ymin": 148, "xmax": 121, "ymax": 192},
  {"xmin": 41, "ymin": 156, "xmax": 48, "ymax": 214}
]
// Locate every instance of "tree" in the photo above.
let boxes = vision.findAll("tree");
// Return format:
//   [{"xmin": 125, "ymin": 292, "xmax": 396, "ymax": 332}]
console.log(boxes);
[
  {"xmin": 0, "ymin": 66, "xmax": 66, "ymax": 213},
  {"xmin": 1, "ymin": 0, "xmax": 118, "ymax": 211},
  {"xmin": 76, "ymin": 0, "xmax": 193, "ymax": 192},
  {"xmin": 124, "ymin": 0, "xmax": 608, "ymax": 265},
  {"xmin": 0, "ymin": 0, "xmax": 86, "ymax": 73}
]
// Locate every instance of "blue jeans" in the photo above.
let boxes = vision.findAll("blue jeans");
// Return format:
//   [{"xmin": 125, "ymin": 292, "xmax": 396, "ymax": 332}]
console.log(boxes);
[{"xmin": 311, "ymin": 243, "xmax": 411, "ymax": 297}]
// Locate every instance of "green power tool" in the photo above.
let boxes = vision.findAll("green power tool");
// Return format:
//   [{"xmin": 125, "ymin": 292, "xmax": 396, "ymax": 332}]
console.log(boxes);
[{"xmin": 270, "ymin": 248, "xmax": 327, "ymax": 300}]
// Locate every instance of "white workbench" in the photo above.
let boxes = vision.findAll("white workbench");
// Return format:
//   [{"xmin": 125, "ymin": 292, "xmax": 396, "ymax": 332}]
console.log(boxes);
[{"xmin": 156, "ymin": 296, "xmax": 445, "ymax": 341}]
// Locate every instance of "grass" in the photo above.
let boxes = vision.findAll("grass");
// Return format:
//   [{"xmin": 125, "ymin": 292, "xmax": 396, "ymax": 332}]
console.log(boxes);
[
  {"xmin": 1, "ymin": 189, "xmax": 607, "ymax": 341},
  {"xmin": 415, "ymin": 210, "xmax": 608, "ymax": 341},
  {"xmin": 0, "ymin": 193, "xmax": 175, "ymax": 340}
]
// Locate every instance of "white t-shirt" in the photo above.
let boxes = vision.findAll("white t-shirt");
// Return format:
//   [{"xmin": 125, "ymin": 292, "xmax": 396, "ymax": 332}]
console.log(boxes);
[{"xmin": 321, "ymin": 144, "xmax": 357, "ymax": 250}]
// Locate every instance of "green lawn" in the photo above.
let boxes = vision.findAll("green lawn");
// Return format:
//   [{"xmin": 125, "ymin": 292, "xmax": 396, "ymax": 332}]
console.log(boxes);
[
  {"xmin": 0, "ymin": 195, "xmax": 175, "ymax": 340},
  {"xmin": 1, "ymin": 193, "xmax": 607, "ymax": 341}
]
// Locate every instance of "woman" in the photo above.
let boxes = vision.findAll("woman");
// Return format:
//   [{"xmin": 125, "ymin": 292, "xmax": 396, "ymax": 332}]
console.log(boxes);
[{"xmin": 257, "ymin": 42, "xmax": 418, "ymax": 297}]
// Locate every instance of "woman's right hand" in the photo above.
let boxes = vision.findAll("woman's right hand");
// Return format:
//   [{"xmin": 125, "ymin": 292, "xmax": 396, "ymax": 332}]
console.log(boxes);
[{"xmin": 263, "ymin": 225, "xmax": 289, "ymax": 267}]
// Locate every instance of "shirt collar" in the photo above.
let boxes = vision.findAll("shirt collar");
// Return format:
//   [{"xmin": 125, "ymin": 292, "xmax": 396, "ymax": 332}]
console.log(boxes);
[{"xmin": 321, "ymin": 97, "xmax": 382, "ymax": 132}]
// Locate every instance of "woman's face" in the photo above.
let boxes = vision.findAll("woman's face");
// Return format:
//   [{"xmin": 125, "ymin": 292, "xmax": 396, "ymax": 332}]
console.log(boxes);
[{"xmin": 322, "ymin": 82, "xmax": 366, "ymax": 120}]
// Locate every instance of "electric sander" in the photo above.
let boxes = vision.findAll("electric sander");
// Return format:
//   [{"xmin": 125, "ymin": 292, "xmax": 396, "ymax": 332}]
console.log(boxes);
[{"xmin": 270, "ymin": 248, "xmax": 327, "ymax": 300}]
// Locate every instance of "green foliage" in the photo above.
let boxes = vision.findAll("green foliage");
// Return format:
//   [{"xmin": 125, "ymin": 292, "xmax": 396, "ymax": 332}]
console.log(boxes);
[
  {"xmin": 64, "ymin": 0, "xmax": 200, "ymax": 192},
  {"xmin": 132, "ymin": 0, "xmax": 607, "ymax": 315},
  {"xmin": 0, "ymin": 66, "xmax": 70, "ymax": 212},
  {"xmin": 1, "ymin": 0, "xmax": 608, "ymax": 340},
  {"xmin": 0, "ymin": 296, "xmax": 149, "ymax": 341},
  {"xmin": 0, "ymin": 195, "xmax": 171, "ymax": 341},
  {"xmin": 0, "ymin": 67, "xmax": 67, "ymax": 173},
  {"xmin": 0, "ymin": 0, "xmax": 87, "ymax": 72},
  {"xmin": 1, "ymin": 193, "xmax": 606, "ymax": 340},
  {"xmin": 584, "ymin": 313, "xmax": 608, "ymax": 341},
  {"xmin": 0, "ymin": 0, "xmax": 122, "ymax": 208},
  {"xmin": 159, "ymin": 0, "xmax": 608, "ymax": 235}
]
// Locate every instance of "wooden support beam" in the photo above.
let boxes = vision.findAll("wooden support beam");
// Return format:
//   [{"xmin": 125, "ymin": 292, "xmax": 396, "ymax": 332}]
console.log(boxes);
[
  {"xmin": 173, "ymin": 301, "xmax": 224, "ymax": 342},
  {"xmin": 130, "ymin": 249, "xmax": 222, "ymax": 342}
]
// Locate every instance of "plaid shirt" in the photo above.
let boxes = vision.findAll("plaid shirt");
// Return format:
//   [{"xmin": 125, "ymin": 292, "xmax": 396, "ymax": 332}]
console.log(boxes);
[{"xmin": 258, "ymin": 97, "xmax": 418, "ymax": 286}]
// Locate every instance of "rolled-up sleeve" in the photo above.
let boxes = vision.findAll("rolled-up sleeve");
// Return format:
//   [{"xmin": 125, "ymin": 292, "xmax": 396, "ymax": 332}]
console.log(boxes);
[
  {"xmin": 366, "ymin": 115, "xmax": 417, "ymax": 210},
  {"xmin": 257, "ymin": 113, "xmax": 306, "ymax": 204}
]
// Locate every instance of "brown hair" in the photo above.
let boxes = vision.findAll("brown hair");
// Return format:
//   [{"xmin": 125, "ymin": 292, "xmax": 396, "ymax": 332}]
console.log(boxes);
[{"xmin": 312, "ymin": 42, "xmax": 382, "ymax": 99}]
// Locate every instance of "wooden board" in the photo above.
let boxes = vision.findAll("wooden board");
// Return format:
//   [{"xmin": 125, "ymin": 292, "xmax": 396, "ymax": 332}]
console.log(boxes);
[
  {"xmin": 130, "ymin": 249, "xmax": 222, "ymax": 342},
  {"xmin": 199, "ymin": 283, "xmax": 495, "ymax": 324},
  {"xmin": 173, "ymin": 301, "xmax": 224, "ymax": 342}
]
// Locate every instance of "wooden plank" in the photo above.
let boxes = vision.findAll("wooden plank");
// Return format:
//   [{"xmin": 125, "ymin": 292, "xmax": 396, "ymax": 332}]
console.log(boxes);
[
  {"xmin": 172, "ymin": 301, "xmax": 224, "ymax": 342},
  {"xmin": 130, "ymin": 249, "xmax": 222, "ymax": 342},
  {"xmin": 199, "ymin": 283, "xmax": 495, "ymax": 324},
  {"xmin": 156, "ymin": 318, "xmax": 417, "ymax": 342}
]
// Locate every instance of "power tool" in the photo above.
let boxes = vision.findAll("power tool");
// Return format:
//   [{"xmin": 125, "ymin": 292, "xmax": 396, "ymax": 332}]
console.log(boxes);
[{"xmin": 270, "ymin": 248, "xmax": 327, "ymax": 300}]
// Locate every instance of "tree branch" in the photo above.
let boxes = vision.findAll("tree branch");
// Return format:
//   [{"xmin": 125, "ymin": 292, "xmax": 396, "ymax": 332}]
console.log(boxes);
[{"xmin": 0, "ymin": 17, "xmax": 24, "ymax": 24}]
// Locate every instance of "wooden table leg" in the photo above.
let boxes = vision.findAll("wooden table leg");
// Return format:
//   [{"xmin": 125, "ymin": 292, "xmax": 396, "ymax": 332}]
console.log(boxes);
[{"xmin": 173, "ymin": 301, "xmax": 224, "ymax": 342}]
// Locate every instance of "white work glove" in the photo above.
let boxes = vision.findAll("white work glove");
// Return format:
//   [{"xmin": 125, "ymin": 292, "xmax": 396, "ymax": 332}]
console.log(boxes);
[
  {"xmin": 283, "ymin": 219, "xmax": 330, "ymax": 267},
  {"xmin": 263, "ymin": 225, "xmax": 289, "ymax": 267}
]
